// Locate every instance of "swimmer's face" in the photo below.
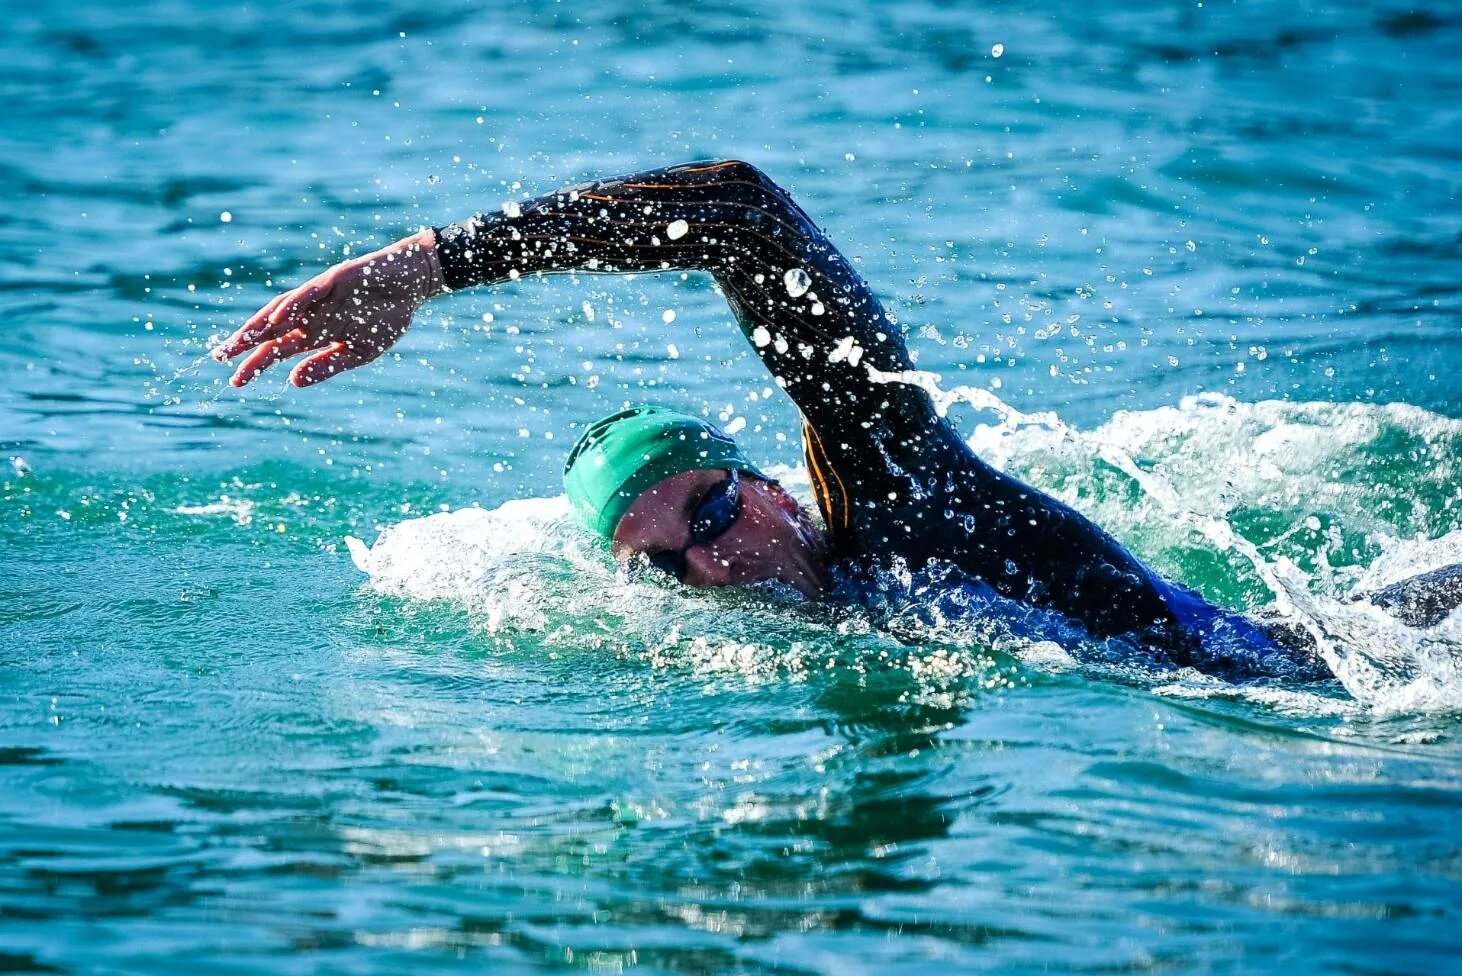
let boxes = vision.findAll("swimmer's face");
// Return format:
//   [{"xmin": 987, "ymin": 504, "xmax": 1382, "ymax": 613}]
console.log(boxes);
[{"xmin": 612, "ymin": 469, "xmax": 828, "ymax": 597}]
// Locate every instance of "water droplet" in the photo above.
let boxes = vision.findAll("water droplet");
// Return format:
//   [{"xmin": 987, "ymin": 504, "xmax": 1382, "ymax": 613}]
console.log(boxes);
[
  {"xmin": 666, "ymin": 219, "xmax": 688, "ymax": 240},
  {"xmin": 662, "ymin": 309, "xmax": 676, "ymax": 323},
  {"xmin": 219, "ymin": 211, "xmax": 232, "ymax": 223},
  {"xmin": 502, "ymin": 201, "xmax": 522, "ymax": 218},
  {"xmin": 784, "ymin": 268, "xmax": 811, "ymax": 298},
  {"xmin": 828, "ymin": 336, "xmax": 858, "ymax": 364},
  {"xmin": 991, "ymin": 43, "xmax": 1004, "ymax": 58}
]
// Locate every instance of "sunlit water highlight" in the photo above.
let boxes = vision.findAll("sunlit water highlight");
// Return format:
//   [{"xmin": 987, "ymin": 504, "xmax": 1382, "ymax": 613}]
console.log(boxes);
[{"xmin": 3, "ymin": 0, "xmax": 1460, "ymax": 972}]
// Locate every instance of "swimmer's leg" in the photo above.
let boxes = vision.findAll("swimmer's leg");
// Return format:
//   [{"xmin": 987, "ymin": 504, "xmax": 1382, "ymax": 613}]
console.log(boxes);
[
  {"xmin": 1249, "ymin": 562, "xmax": 1462, "ymax": 678},
  {"xmin": 1352, "ymin": 562, "xmax": 1462, "ymax": 628}
]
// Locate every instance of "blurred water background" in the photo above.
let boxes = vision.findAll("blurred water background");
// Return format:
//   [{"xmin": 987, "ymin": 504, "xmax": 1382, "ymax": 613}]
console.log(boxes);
[{"xmin": 2, "ymin": 1, "xmax": 1460, "ymax": 972}]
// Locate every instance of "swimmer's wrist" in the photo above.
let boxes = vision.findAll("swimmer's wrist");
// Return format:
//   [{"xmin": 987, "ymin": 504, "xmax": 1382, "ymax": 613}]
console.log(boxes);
[{"xmin": 405, "ymin": 227, "xmax": 449, "ymax": 301}]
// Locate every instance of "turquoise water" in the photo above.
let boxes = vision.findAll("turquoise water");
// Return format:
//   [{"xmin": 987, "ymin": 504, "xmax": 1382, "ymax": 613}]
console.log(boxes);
[{"xmin": 3, "ymin": 1, "xmax": 1461, "ymax": 972}]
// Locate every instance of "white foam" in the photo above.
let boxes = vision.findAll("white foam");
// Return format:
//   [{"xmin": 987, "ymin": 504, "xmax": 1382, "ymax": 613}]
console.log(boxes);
[
  {"xmin": 346, "ymin": 497, "xmax": 585, "ymax": 606},
  {"xmin": 347, "ymin": 393, "xmax": 1462, "ymax": 715},
  {"xmin": 1354, "ymin": 529, "xmax": 1462, "ymax": 592},
  {"xmin": 862, "ymin": 376, "xmax": 1462, "ymax": 713},
  {"xmin": 173, "ymin": 497, "xmax": 255, "ymax": 525}
]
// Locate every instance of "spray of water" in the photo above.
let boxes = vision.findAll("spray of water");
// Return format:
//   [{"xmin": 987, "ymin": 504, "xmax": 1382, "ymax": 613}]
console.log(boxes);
[
  {"xmin": 867, "ymin": 366, "xmax": 1462, "ymax": 712},
  {"xmin": 342, "ymin": 370, "xmax": 1460, "ymax": 714}
]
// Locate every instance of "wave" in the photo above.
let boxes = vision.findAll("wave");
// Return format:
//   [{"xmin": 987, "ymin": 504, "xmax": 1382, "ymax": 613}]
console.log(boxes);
[{"xmin": 347, "ymin": 393, "xmax": 1462, "ymax": 715}]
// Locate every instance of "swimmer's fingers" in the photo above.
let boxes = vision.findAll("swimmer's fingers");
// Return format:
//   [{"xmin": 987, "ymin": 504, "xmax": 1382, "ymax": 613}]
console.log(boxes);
[
  {"xmin": 290, "ymin": 342, "xmax": 382, "ymax": 388},
  {"xmin": 220, "ymin": 277, "xmax": 344, "ymax": 364},
  {"xmin": 263, "ymin": 276, "xmax": 337, "ymax": 333},
  {"xmin": 228, "ymin": 329, "xmax": 314, "ymax": 388},
  {"xmin": 213, "ymin": 291, "xmax": 292, "ymax": 361}
]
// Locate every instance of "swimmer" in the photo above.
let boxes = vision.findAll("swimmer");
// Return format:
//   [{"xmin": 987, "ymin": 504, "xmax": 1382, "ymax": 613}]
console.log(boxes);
[{"xmin": 214, "ymin": 160, "xmax": 1458, "ymax": 680}]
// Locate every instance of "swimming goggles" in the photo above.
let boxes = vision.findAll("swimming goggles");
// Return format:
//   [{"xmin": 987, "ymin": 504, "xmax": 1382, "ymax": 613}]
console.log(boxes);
[{"xmin": 647, "ymin": 469, "xmax": 742, "ymax": 581}]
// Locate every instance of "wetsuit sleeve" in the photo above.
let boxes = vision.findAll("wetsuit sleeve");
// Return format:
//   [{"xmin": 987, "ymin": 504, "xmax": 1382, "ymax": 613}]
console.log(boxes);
[
  {"xmin": 432, "ymin": 160, "xmax": 1189, "ymax": 644},
  {"xmin": 433, "ymin": 159, "xmax": 923, "ymax": 424},
  {"xmin": 434, "ymin": 159, "xmax": 946, "ymax": 541}
]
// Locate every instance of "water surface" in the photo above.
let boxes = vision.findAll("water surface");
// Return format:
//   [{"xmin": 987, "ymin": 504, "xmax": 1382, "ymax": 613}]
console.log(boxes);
[{"xmin": 2, "ymin": 1, "xmax": 1460, "ymax": 973}]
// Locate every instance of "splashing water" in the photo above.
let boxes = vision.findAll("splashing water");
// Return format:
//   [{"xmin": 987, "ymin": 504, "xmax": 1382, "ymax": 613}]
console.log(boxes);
[
  {"xmin": 783, "ymin": 267, "xmax": 811, "ymax": 298},
  {"xmin": 345, "ymin": 493, "xmax": 1020, "ymax": 698},
  {"xmin": 350, "ymin": 385, "xmax": 1461, "ymax": 714},
  {"xmin": 866, "ymin": 367, "xmax": 1462, "ymax": 711},
  {"xmin": 7, "ymin": 0, "xmax": 1461, "ymax": 967}
]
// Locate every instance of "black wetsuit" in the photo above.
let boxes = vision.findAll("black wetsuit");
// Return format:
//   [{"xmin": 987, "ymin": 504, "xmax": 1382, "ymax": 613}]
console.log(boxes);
[{"xmin": 433, "ymin": 160, "xmax": 1327, "ymax": 679}]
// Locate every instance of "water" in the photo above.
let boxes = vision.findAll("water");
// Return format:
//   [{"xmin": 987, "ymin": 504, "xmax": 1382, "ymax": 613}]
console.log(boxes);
[{"xmin": 3, "ymin": 0, "xmax": 1460, "ymax": 972}]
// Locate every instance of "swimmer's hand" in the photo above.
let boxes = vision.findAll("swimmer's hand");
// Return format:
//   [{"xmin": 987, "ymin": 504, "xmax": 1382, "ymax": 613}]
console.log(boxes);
[{"xmin": 212, "ymin": 229, "xmax": 447, "ymax": 388}]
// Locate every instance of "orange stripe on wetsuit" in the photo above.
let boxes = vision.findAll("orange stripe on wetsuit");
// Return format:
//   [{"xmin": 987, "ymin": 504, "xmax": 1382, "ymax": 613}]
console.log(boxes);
[{"xmin": 802, "ymin": 421, "xmax": 849, "ymax": 531}]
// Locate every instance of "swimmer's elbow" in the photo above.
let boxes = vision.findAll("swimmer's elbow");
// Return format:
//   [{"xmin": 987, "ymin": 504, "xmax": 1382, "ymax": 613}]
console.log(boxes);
[{"xmin": 673, "ymin": 158, "xmax": 781, "ymax": 192}]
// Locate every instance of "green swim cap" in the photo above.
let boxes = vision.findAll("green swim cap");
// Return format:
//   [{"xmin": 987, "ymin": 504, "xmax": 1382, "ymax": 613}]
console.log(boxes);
[{"xmin": 563, "ymin": 404, "xmax": 766, "ymax": 537}]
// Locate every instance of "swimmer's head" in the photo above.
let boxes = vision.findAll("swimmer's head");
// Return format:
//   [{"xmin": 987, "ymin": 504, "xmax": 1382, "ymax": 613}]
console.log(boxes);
[
  {"xmin": 563, "ymin": 405, "xmax": 767, "ymax": 536},
  {"xmin": 564, "ymin": 405, "xmax": 828, "ymax": 596}
]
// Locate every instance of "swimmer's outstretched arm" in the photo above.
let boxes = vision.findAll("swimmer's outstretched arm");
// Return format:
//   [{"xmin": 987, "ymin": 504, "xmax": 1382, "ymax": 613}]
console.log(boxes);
[
  {"xmin": 429, "ymin": 159, "xmax": 918, "ymax": 386},
  {"xmin": 216, "ymin": 159, "xmax": 921, "ymax": 420}
]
